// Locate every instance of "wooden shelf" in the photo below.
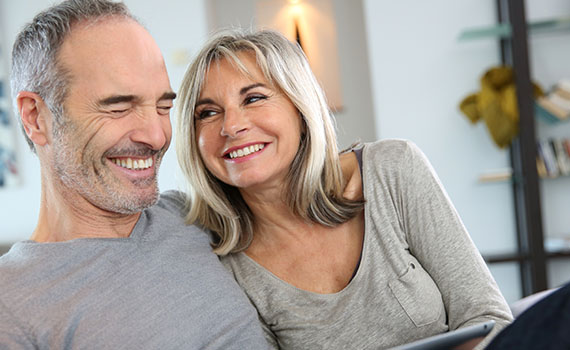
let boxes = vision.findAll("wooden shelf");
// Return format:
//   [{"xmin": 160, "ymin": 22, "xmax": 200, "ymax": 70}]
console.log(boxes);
[
  {"xmin": 484, "ymin": 253, "xmax": 529, "ymax": 264},
  {"xmin": 546, "ymin": 251, "xmax": 570, "ymax": 259},
  {"xmin": 484, "ymin": 251, "xmax": 570, "ymax": 264}
]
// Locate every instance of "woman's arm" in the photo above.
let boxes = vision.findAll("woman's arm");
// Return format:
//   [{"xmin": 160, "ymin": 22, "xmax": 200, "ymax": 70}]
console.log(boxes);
[{"xmin": 396, "ymin": 141, "xmax": 513, "ymax": 348}]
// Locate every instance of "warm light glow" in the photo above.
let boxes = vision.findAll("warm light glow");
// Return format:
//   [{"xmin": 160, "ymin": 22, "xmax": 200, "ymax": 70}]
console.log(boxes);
[
  {"xmin": 288, "ymin": 0, "xmax": 301, "ymax": 4},
  {"xmin": 290, "ymin": 4, "xmax": 302, "ymax": 17}
]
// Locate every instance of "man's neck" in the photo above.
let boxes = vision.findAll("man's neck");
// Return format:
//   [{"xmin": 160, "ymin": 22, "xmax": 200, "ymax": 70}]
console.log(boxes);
[{"xmin": 31, "ymin": 183, "xmax": 142, "ymax": 243}]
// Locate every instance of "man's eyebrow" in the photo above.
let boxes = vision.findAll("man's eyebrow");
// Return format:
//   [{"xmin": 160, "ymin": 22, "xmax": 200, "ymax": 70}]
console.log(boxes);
[
  {"xmin": 98, "ymin": 95, "xmax": 137, "ymax": 106},
  {"xmin": 98, "ymin": 92, "xmax": 176, "ymax": 106},
  {"xmin": 240, "ymin": 83, "xmax": 266, "ymax": 95},
  {"xmin": 159, "ymin": 91, "xmax": 177, "ymax": 101}
]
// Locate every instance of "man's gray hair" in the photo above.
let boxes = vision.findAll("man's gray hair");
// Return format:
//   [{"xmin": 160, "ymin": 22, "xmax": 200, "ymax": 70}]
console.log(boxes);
[{"xmin": 10, "ymin": 0, "xmax": 134, "ymax": 152}]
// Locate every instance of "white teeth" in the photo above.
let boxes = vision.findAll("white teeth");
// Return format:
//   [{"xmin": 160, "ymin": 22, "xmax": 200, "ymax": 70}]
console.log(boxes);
[
  {"xmin": 228, "ymin": 143, "xmax": 265, "ymax": 159},
  {"xmin": 111, "ymin": 157, "xmax": 154, "ymax": 170}
]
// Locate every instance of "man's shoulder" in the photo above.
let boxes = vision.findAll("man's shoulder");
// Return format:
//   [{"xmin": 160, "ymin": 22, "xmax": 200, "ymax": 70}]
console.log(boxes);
[
  {"xmin": 143, "ymin": 190, "xmax": 190, "ymax": 225},
  {"xmin": 155, "ymin": 190, "xmax": 187, "ymax": 214},
  {"xmin": 0, "ymin": 243, "xmax": 33, "ymax": 274},
  {"xmin": 138, "ymin": 190, "xmax": 212, "ymax": 243},
  {"xmin": 0, "ymin": 243, "xmax": 44, "ymax": 309}
]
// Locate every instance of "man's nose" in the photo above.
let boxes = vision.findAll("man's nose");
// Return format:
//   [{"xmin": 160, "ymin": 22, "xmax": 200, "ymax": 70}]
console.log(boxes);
[
  {"xmin": 130, "ymin": 110, "xmax": 170, "ymax": 150},
  {"xmin": 220, "ymin": 108, "xmax": 249, "ymax": 138}
]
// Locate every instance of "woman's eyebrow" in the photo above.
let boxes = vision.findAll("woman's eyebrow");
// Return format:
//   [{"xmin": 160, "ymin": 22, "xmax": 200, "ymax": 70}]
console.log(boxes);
[
  {"xmin": 195, "ymin": 98, "xmax": 215, "ymax": 108},
  {"xmin": 240, "ymin": 83, "xmax": 266, "ymax": 95},
  {"xmin": 195, "ymin": 83, "xmax": 267, "ymax": 107}
]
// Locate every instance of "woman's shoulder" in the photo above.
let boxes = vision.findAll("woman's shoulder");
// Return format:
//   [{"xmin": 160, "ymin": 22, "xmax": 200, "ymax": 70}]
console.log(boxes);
[
  {"xmin": 362, "ymin": 138, "xmax": 418, "ymax": 160},
  {"xmin": 360, "ymin": 139, "xmax": 424, "ymax": 172}
]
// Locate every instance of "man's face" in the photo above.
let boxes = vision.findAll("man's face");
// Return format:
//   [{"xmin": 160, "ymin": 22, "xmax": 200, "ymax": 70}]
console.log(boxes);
[{"xmin": 49, "ymin": 18, "xmax": 174, "ymax": 214}]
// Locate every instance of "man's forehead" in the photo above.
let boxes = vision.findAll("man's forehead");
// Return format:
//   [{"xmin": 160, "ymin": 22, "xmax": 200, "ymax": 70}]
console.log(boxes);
[
  {"xmin": 60, "ymin": 17, "xmax": 156, "ymax": 63},
  {"xmin": 58, "ymin": 17, "xmax": 172, "ymax": 102}
]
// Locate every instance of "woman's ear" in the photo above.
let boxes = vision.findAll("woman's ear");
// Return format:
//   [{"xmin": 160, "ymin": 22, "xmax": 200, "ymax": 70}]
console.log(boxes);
[{"xmin": 17, "ymin": 91, "xmax": 51, "ymax": 147}]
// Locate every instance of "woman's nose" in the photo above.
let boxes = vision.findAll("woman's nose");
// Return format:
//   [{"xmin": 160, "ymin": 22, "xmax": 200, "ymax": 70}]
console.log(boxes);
[{"xmin": 220, "ymin": 108, "xmax": 249, "ymax": 137}]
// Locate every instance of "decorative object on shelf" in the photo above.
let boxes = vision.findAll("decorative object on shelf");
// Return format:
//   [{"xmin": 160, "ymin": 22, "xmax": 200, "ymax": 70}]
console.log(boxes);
[
  {"xmin": 535, "ymin": 79, "xmax": 570, "ymax": 123},
  {"xmin": 459, "ymin": 65, "xmax": 544, "ymax": 148},
  {"xmin": 0, "ymin": 39, "xmax": 20, "ymax": 188}
]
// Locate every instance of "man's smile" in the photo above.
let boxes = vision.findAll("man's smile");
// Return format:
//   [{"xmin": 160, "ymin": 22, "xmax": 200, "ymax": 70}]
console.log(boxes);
[{"xmin": 109, "ymin": 156, "xmax": 153, "ymax": 170}]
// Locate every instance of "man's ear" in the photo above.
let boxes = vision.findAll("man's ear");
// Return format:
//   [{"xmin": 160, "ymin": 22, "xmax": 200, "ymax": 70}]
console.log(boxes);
[{"xmin": 17, "ymin": 91, "xmax": 52, "ymax": 147}]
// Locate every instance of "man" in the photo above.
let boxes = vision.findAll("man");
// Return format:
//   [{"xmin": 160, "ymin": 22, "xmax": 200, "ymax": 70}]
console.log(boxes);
[
  {"xmin": 486, "ymin": 282, "xmax": 570, "ymax": 350},
  {"xmin": 0, "ymin": 0, "xmax": 267, "ymax": 348}
]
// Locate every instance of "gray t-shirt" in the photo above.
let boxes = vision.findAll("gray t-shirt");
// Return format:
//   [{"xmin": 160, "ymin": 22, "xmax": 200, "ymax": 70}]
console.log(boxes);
[
  {"xmin": 0, "ymin": 191, "xmax": 268, "ymax": 349},
  {"xmin": 221, "ymin": 139, "xmax": 513, "ymax": 350}
]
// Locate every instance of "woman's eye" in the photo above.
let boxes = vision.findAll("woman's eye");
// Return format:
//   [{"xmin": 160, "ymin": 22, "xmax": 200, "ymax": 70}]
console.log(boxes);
[
  {"xmin": 196, "ymin": 109, "xmax": 218, "ymax": 120},
  {"xmin": 245, "ymin": 94, "xmax": 267, "ymax": 105}
]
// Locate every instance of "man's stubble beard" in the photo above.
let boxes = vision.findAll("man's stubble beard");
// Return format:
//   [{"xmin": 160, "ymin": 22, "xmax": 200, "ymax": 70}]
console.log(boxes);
[{"xmin": 51, "ymin": 113, "xmax": 162, "ymax": 215}]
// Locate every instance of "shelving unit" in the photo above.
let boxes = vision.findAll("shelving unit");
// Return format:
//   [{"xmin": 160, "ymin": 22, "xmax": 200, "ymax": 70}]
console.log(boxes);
[
  {"xmin": 459, "ymin": 16, "xmax": 570, "ymax": 40},
  {"xmin": 460, "ymin": 0, "xmax": 570, "ymax": 297}
]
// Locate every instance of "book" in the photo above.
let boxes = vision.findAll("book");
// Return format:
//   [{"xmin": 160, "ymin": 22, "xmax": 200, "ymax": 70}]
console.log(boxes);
[
  {"xmin": 535, "ymin": 100, "xmax": 562, "ymax": 123},
  {"xmin": 536, "ymin": 155, "xmax": 548, "ymax": 178},
  {"xmin": 564, "ymin": 139, "xmax": 570, "ymax": 161},
  {"xmin": 537, "ymin": 140, "xmax": 559, "ymax": 177},
  {"xmin": 552, "ymin": 139, "xmax": 570, "ymax": 176},
  {"xmin": 536, "ymin": 96, "xmax": 570, "ymax": 121},
  {"xmin": 554, "ymin": 86, "xmax": 570, "ymax": 100},
  {"xmin": 557, "ymin": 79, "xmax": 570, "ymax": 95},
  {"xmin": 549, "ymin": 90, "xmax": 570, "ymax": 111},
  {"xmin": 478, "ymin": 168, "xmax": 513, "ymax": 182}
]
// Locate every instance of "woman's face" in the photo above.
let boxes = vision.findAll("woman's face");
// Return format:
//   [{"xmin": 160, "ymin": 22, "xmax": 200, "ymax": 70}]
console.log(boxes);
[{"xmin": 195, "ymin": 52, "xmax": 302, "ymax": 192}]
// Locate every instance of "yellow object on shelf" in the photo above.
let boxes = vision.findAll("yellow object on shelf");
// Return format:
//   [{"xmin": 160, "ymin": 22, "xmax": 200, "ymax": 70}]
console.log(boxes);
[{"xmin": 459, "ymin": 66, "xmax": 544, "ymax": 148}]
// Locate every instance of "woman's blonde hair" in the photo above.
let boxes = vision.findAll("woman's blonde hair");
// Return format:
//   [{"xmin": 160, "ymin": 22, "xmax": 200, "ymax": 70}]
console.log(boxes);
[{"xmin": 176, "ymin": 28, "xmax": 363, "ymax": 255}]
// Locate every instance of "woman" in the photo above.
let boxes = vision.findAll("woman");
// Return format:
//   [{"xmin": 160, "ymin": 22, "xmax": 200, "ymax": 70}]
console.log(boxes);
[{"xmin": 176, "ymin": 29, "xmax": 512, "ymax": 349}]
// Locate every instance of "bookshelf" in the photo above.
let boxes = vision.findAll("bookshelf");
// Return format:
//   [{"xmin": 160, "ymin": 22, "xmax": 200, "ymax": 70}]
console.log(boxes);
[{"xmin": 461, "ymin": 0, "xmax": 570, "ymax": 296}]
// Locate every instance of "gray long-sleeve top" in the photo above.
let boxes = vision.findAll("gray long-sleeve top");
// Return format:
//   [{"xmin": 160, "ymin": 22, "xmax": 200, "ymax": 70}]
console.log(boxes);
[{"xmin": 221, "ymin": 139, "xmax": 513, "ymax": 349}]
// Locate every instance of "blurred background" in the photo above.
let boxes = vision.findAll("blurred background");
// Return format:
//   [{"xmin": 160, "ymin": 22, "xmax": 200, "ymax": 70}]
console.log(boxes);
[{"xmin": 1, "ymin": 0, "xmax": 569, "ymax": 304}]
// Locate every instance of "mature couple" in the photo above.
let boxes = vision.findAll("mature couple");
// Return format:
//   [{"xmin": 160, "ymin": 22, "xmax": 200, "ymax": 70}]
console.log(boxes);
[{"xmin": 3, "ymin": 0, "xmax": 563, "ymax": 349}]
